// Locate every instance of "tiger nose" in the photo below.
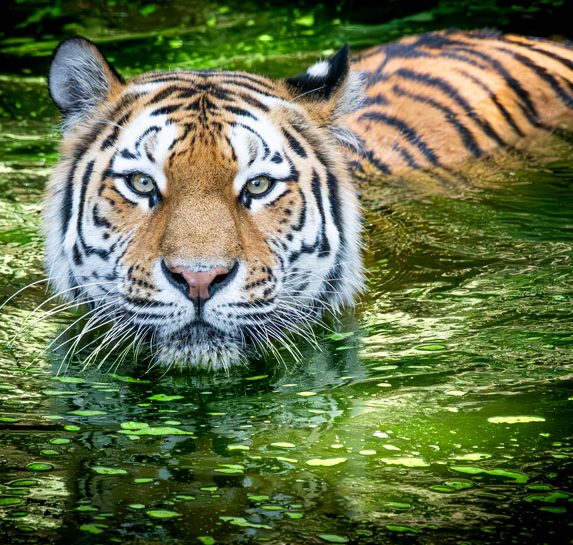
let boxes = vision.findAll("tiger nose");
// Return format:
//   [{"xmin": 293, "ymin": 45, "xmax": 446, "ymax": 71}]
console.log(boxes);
[{"xmin": 162, "ymin": 261, "xmax": 238, "ymax": 303}]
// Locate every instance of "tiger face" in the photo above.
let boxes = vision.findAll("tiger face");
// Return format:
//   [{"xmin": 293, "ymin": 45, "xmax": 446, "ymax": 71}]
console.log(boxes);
[{"xmin": 44, "ymin": 38, "xmax": 364, "ymax": 370}]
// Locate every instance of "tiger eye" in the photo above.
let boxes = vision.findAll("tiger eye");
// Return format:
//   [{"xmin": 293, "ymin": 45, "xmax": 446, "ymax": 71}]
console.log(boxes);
[
  {"xmin": 130, "ymin": 173, "xmax": 155, "ymax": 194},
  {"xmin": 245, "ymin": 176, "xmax": 272, "ymax": 196}
]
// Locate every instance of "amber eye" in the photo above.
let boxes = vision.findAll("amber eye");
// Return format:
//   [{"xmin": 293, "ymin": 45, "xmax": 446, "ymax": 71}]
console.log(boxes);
[
  {"xmin": 128, "ymin": 172, "xmax": 156, "ymax": 194},
  {"xmin": 245, "ymin": 176, "xmax": 273, "ymax": 196}
]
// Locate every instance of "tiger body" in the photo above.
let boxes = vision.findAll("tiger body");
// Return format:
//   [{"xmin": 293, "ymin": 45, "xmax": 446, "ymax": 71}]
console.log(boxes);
[
  {"xmin": 346, "ymin": 30, "xmax": 573, "ymax": 176},
  {"xmin": 44, "ymin": 30, "xmax": 573, "ymax": 370}
]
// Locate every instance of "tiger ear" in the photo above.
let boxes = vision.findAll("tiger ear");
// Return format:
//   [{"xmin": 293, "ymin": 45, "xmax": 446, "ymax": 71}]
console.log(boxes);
[
  {"xmin": 49, "ymin": 37, "xmax": 123, "ymax": 129},
  {"xmin": 285, "ymin": 44, "xmax": 365, "ymax": 120}
]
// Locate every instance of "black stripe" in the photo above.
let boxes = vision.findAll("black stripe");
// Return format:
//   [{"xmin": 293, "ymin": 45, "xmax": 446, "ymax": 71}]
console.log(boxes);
[
  {"xmin": 497, "ymin": 46, "xmax": 573, "ymax": 108},
  {"xmin": 393, "ymin": 142, "xmax": 422, "ymax": 169},
  {"xmin": 392, "ymin": 84, "xmax": 483, "ymax": 157},
  {"xmin": 270, "ymin": 151, "xmax": 283, "ymax": 164},
  {"xmin": 290, "ymin": 187, "xmax": 307, "ymax": 232},
  {"xmin": 134, "ymin": 126, "xmax": 161, "ymax": 154},
  {"xmin": 362, "ymin": 148, "xmax": 392, "ymax": 175},
  {"xmin": 237, "ymin": 93, "xmax": 270, "ymax": 112},
  {"xmin": 282, "ymin": 128, "xmax": 307, "ymax": 158},
  {"xmin": 120, "ymin": 148, "xmax": 138, "ymax": 159},
  {"xmin": 235, "ymin": 123, "xmax": 270, "ymax": 158},
  {"xmin": 326, "ymin": 171, "xmax": 344, "ymax": 242},
  {"xmin": 455, "ymin": 69, "xmax": 525, "ymax": 138},
  {"xmin": 224, "ymin": 105, "xmax": 257, "ymax": 119},
  {"xmin": 362, "ymin": 94, "xmax": 390, "ymax": 106},
  {"xmin": 359, "ymin": 111, "xmax": 441, "ymax": 167},
  {"xmin": 393, "ymin": 68, "xmax": 507, "ymax": 148},
  {"xmin": 92, "ymin": 205, "xmax": 112, "ymax": 228},
  {"xmin": 151, "ymin": 104, "xmax": 183, "ymax": 116},
  {"xmin": 504, "ymin": 38, "xmax": 573, "ymax": 73},
  {"xmin": 73, "ymin": 160, "xmax": 95, "ymax": 265},
  {"xmin": 447, "ymin": 46, "xmax": 542, "ymax": 127},
  {"xmin": 310, "ymin": 170, "xmax": 330, "ymax": 258},
  {"xmin": 148, "ymin": 86, "xmax": 187, "ymax": 103}
]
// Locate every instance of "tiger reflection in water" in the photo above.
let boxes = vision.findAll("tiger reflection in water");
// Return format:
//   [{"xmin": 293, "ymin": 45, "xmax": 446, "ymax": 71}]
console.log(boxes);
[{"xmin": 45, "ymin": 30, "xmax": 573, "ymax": 370}]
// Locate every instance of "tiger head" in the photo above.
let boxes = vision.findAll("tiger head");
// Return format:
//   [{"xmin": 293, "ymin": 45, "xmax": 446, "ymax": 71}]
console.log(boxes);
[{"xmin": 44, "ymin": 38, "xmax": 364, "ymax": 370}]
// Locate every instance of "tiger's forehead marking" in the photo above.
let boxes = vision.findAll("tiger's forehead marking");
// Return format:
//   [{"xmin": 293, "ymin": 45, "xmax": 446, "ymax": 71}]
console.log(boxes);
[{"xmin": 110, "ymin": 72, "xmax": 302, "ymax": 196}]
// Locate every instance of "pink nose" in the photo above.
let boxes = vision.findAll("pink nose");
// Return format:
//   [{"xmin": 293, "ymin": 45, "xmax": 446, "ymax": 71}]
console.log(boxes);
[{"xmin": 166, "ymin": 264, "xmax": 233, "ymax": 302}]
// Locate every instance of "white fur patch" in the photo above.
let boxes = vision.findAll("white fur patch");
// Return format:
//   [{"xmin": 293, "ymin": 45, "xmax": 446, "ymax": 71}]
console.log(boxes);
[{"xmin": 306, "ymin": 60, "xmax": 330, "ymax": 78}]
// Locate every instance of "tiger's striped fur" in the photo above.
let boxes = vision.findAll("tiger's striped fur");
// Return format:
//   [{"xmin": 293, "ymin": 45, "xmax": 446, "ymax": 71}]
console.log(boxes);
[
  {"xmin": 345, "ymin": 30, "xmax": 573, "ymax": 176},
  {"xmin": 44, "ymin": 30, "xmax": 573, "ymax": 370}
]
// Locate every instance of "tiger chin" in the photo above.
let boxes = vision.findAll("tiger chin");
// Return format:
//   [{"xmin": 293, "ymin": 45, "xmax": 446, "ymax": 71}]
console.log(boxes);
[{"xmin": 44, "ymin": 38, "xmax": 364, "ymax": 371}]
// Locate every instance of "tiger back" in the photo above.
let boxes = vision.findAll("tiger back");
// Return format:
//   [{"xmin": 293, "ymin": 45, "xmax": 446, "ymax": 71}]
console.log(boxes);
[{"xmin": 345, "ymin": 30, "xmax": 573, "ymax": 176}]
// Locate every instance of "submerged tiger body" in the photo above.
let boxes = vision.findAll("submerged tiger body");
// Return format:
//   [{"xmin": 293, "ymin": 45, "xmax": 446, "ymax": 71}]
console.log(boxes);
[
  {"xmin": 44, "ymin": 30, "xmax": 573, "ymax": 370},
  {"xmin": 346, "ymin": 30, "xmax": 573, "ymax": 176}
]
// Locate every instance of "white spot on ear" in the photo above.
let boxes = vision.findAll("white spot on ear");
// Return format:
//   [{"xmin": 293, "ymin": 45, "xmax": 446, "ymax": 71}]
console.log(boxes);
[{"xmin": 306, "ymin": 60, "xmax": 330, "ymax": 78}]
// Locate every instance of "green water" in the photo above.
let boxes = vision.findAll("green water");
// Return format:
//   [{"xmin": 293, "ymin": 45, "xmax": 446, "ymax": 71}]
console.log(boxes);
[{"xmin": 1, "ymin": 1, "xmax": 573, "ymax": 544}]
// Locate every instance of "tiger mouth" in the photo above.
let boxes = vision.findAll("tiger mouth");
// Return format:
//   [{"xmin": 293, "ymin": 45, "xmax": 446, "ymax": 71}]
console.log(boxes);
[{"xmin": 151, "ymin": 319, "xmax": 249, "ymax": 370}]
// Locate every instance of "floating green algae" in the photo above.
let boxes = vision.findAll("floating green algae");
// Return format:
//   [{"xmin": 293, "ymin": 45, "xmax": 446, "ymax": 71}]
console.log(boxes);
[
  {"xmin": 134, "ymin": 478, "xmax": 154, "ymax": 484},
  {"xmin": 487, "ymin": 416, "xmax": 546, "ymax": 424},
  {"xmin": 214, "ymin": 464, "xmax": 245, "ymax": 474},
  {"xmin": 63, "ymin": 425, "xmax": 81, "ymax": 432},
  {"xmin": 110, "ymin": 374, "xmax": 151, "ymax": 384},
  {"xmin": 91, "ymin": 466, "xmax": 128, "ymax": 475},
  {"xmin": 415, "ymin": 344, "xmax": 447, "ymax": 351},
  {"xmin": 7, "ymin": 479, "xmax": 38, "ymax": 487},
  {"xmin": 51, "ymin": 376, "xmax": 85, "ymax": 384},
  {"xmin": 385, "ymin": 525, "xmax": 419, "ymax": 534},
  {"xmin": 7, "ymin": 489, "xmax": 29, "ymax": 496},
  {"xmin": 0, "ymin": 497, "xmax": 24, "ymax": 507},
  {"xmin": 175, "ymin": 495, "xmax": 195, "ymax": 501},
  {"xmin": 270, "ymin": 442, "xmax": 296, "ymax": 448},
  {"xmin": 148, "ymin": 394, "xmax": 184, "ymax": 402},
  {"xmin": 443, "ymin": 480, "xmax": 474, "ymax": 491},
  {"xmin": 146, "ymin": 509, "xmax": 181, "ymax": 519},
  {"xmin": 306, "ymin": 458, "xmax": 347, "ymax": 467},
  {"xmin": 120, "ymin": 421, "xmax": 149, "ymax": 430},
  {"xmin": 49, "ymin": 438, "xmax": 71, "ymax": 445},
  {"xmin": 527, "ymin": 484, "xmax": 553, "ymax": 491},
  {"xmin": 525, "ymin": 491, "xmax": 570, "ymax": 503},
  {"xmin": 318, "ymin": 534, "xmax": 349, "ymax": 543},
  {"xmin": 0, "ymin": 416, "xmax": 19, "ymax": 423},
  {"xmin": 80, "ymin": 523, "xmax": 108, "ymax": 534},
  {"xmin": 197, "ymin": 537, "xmax": 215, "ymax": 545},
  {"xmin": 227, "ymin": 444, "xmax": 250, "ymax": 451},
  {"xmin": 26, "ymin": 462, "xmax": 53, "ymax": 471},
  {"xmin": 118, "ymin": 426, "xmax": 194, "ymax": 436},
  {"xmin": 75, "ymin": 505, "xmax": 98, "ymax": 512},
  {"xmin": 287, "ymin": 512, "xmax": 304, "ymax": 519},
  {"xmin": 220, "ymin": 516, "xmax": 272, "ymax": 529},
  {"xmin": 385, "ymin": 501, "xmax": 411, "ymax": 509},
  {"xmin": 67, "ymin": 410, "xmax": 107, "ymax": 417},
  {"xmin": 41, "ymin": 389, "xmax": 78, "ymax": 396},
  {"xmin": 450, "ymin": 466, "xmax": 529, "ymax": 484},
  {"xmin": 380, "ymin": 457, "xmax": 430, "ymax": 467},
  {"xmin": 245, "ymin": 374, "xmax": 268, "ymax": 381},
  {"xmin": 248, "ymin": 495, "xmax": 270, "ymax": 502}
]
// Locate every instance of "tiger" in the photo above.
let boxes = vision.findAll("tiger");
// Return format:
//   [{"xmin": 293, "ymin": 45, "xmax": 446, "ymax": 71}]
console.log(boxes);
[{"xmin": 44, "ymin": 29, "xmax": 573, "ymax": 370}]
